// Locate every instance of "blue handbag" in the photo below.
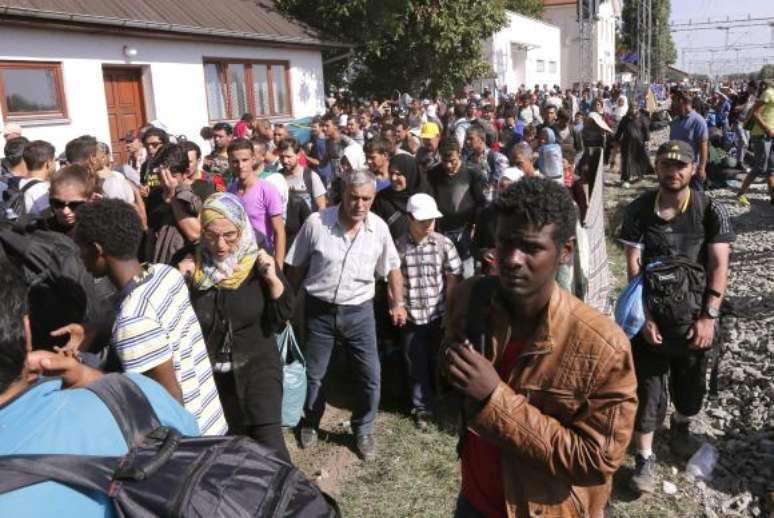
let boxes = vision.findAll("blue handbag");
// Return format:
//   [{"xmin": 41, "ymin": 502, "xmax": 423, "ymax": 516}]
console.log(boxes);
[
  {"xmin": 614, "ymin": 274, "xmax": 646, "ymax": 339},
  {"xmin": 276, "ymin": 323, "xmax": 306, "ymax": 427}
]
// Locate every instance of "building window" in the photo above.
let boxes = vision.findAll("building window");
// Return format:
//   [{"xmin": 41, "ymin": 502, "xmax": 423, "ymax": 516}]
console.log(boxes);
[
  {"xmin": 204, "ymin": 59, "xmax": 291, "ymax": 121},
  {"xmin": 0, "ymin": 61, "xmax": 67, "ymax": 121},
  {"xmin": 549, "ymin": 61, "xmax": 557, "ymax": 74},
  {"xmin": 536, "ymin": 60, "xmax": 545, "ymax": 73}
]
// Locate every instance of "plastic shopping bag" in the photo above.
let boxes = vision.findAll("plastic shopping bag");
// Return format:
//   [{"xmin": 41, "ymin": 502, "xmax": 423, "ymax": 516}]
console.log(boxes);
[
  {"xmin": 614, "ymin": 274, "xmax": 645, "ymax": 339},
  {"xmin": 276, "ymin": 323, "xmax": 306, "ymax": 427}
]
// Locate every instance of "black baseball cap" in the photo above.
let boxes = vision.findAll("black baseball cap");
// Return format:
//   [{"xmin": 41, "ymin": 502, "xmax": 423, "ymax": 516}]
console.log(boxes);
[{"xmin": 656, "ymin": 140, "xmax": 694, "ymax": 164}]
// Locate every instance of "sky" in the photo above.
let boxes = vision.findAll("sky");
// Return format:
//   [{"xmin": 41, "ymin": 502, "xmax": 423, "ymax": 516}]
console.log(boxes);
[{"xmin": 669, "ymin": 0, "xmax": 774, "ymax": 75}]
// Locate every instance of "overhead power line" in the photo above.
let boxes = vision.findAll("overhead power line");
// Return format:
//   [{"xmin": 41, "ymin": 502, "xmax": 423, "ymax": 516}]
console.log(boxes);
[{"xmin": 670, "ymin": 16, "xmax": 774, "ymax": 28}]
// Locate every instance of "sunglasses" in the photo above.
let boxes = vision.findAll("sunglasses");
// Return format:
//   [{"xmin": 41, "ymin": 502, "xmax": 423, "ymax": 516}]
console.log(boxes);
[{"xmin": 50, "ymin": 198, "xmax": 87, "ymax": 211}]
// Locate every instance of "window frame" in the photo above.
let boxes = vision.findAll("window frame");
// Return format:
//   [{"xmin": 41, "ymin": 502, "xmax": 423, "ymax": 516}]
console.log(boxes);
[
  {"xmin": 0, "ymin": 60, "xmax": 68, "ymax": 122},
  {"xmin": 203, "ymin": 58, "xmax": 292, "ymax": 123},
  {"xmin": 549, "ymin": 61, "xmax": 557, "ymax": 74},
  {"xmin": 536, "ymin": 59, "xmax": 545, "ymax": 73}
]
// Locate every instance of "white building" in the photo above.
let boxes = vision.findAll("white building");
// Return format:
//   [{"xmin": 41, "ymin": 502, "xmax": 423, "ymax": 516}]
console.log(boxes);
[
  {"xmin": 541, "ymin": 0, "xmax": 621, "ymax": 87},
  {"xmin": 481, "ymin": 11, "xmax": 562, "ymax": 94},
  {"xmin": 0, "ymin": 1, "xmax": 345, "ymax": 162}
]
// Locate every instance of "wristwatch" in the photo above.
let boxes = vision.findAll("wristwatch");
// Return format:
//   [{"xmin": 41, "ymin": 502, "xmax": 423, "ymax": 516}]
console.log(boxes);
[{"xmin": 702, "ymin": 306, "xmax": 720, "ymax": 319}]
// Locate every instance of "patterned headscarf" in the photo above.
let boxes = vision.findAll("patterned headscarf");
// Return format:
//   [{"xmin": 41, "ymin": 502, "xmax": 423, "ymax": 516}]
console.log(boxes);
[{"xmin": 192, "ymin": 192, "xmax": 258, "ymax": 290}]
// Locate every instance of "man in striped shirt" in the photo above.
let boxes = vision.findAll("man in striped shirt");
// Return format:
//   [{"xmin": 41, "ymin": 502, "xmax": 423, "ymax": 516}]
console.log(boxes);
[
  {"xmin": 396, "ymin": 193, "xmax": 462, "ymax": 430},
  {"xmin": 73, "ymin": 198, "xmax": 227, "ymax": 436}
]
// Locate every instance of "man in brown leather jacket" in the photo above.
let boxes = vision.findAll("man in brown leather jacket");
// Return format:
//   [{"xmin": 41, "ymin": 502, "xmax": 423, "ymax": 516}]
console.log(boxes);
[{"xmin": 442, "ymin": 177, "xmax": 637, "ymax": 518}]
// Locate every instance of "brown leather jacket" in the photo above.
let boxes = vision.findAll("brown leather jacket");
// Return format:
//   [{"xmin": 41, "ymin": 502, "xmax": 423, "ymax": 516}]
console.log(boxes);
[{"xmin": 445, "ymin": 279, "xmax": 638, "ymax": 518}]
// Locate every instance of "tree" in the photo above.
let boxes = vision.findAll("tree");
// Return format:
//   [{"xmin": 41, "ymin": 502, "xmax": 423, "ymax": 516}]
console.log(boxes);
[
  {"xmin": 620, "ymin": 0, "xmax": 677, "ymax": 81},
  {"xmin": 760, "ymin": 65, "xmax": 774, "ymax": 80},
  {"xmin": 275, "ymin": 0, "xmax": 512, "ymax": 98},
  {"xmin": 504, "ymin": 0, "xmax": 543, "ymax": 18}
]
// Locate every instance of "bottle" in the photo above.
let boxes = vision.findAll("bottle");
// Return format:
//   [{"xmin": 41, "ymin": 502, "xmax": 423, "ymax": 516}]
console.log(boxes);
[{"xmin": 686, "ymin": 443, "xmax": 719, "ymax": 481}]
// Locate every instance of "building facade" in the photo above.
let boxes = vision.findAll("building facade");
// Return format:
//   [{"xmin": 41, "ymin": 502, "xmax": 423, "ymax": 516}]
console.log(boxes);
[
  {"xmin": 541, "ymin": 0, "xmax": 621, "ymax": 87},
  {"xmin": 482, "ymin": 11, "xmax": 562, "ymax": 94},
  {"xmin": 0, "ymin": 1, "xmax": 343, "ymax": 161}
]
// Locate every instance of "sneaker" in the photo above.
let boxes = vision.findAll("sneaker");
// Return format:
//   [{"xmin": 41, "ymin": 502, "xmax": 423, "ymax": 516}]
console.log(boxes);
[
  {"xmin": 737, "ymin": 194, "xmax": 750, "ymax": 206},
  {"xmin": 630, "ymin": 454, "xmax": 658, "ymax": 494},
  {"xmin": 299, "ymin": 426, "xmax": 318, "ymax": 450},
  {"xmin": 669, "ymin": 418, "xmax": 701, "ymax": 459},
  {"xmin": 356, "ymin": 433, "xmax": 377, "ymax": 461},
  {"xmin": 412, "ymin": 410, "xmax": 432, "ymax": 432}
]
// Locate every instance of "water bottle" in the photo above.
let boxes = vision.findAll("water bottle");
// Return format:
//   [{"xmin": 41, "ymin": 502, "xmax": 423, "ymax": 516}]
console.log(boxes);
[{"xmin": 686, "ymin": 443, "xmax": 719, "ymax": 481}]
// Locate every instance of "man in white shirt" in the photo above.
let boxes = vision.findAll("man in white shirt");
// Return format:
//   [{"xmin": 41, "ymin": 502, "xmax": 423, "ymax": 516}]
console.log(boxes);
[{"xmin": 285, "ymin": 169, "xmax": 405, "ymax": 461}]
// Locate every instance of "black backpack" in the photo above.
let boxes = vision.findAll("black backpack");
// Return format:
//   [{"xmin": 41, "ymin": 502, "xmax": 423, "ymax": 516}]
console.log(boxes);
[
  {"xmin": 643, "ymin": 255, "xmax": 706, "ymax": 349},
  {"xmin": 0, "ymin": 177, "xmax": 41, "ymax": 221},
  {"xmin": 0, "ymin": 374, "xmax": 340, "ymax": 518}
]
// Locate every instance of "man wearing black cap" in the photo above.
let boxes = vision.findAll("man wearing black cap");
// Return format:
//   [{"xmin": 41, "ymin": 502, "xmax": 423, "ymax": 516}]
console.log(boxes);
[{"xmin": 619, "ymin": 140, "xmax": 734, "ymax": 493}]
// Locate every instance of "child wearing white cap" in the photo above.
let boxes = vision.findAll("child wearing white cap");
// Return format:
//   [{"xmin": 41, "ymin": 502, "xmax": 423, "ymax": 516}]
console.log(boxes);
[{"xmin": 395, "ymin": 193, "xmax": 463, "ymax": 430}]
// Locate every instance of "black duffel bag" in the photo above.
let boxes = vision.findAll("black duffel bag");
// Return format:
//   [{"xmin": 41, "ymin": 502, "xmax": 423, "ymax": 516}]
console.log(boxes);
[{"xmin": 0, "ymin": 374, "xmax": 339, "ymax": 518}]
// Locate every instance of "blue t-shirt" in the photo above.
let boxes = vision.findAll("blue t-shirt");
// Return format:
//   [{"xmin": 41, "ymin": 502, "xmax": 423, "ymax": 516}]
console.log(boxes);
[
  {"xmin": 670, "ymin": 110, "xmax": 708, "ymax": 163},
  {"xmin": 0, "ymin": 375, "xmax": 199, "ymax": 518}
]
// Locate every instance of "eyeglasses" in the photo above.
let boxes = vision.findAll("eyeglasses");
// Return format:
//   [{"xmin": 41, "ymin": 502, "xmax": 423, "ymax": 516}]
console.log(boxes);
[
  {"xmin": 203, "ymin": 230, "xmax": 240, "ymax": 244},
  {"xmin": 145, "ymin": 141, "xmax": 163, "ymax": 149},
  {"xmin": 50, "ymin": 198, "xmax": 86, "ymax": 211}
]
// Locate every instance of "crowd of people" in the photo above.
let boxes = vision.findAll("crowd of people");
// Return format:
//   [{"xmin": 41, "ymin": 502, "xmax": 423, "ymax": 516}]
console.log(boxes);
[{"xmin": 0, "ymin": 74, "xmax": 771, "ymax": 517}]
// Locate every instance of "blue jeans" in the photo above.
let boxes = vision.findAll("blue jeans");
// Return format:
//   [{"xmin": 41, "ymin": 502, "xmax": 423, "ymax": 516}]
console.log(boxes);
[
  {"xmin": 399, "ymin": 319, "xmax": 442, "ymax": 413},
  {"xmin": 303, "ymin": 294, "xmax": 380, "ymax": 437},
  {"xmin": 454, "ymin": 493, "xmax": 486, "ymax": 518}
]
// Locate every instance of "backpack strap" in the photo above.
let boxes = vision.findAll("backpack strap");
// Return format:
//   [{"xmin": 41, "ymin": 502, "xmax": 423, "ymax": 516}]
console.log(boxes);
[
  {"xmin": 0, "ymin": 453, "xmax": 117, "ymax": 496},
  {"xmin": 302, "ymin": 168, "xmax": 315, "ymax": 203},
  {"xmin": 86, "ymin": 373, "xmax": 161, "ymax": 449},
  {"xmin": 464, "ymin": 275, "xmax": 500, "ymax": 354}
]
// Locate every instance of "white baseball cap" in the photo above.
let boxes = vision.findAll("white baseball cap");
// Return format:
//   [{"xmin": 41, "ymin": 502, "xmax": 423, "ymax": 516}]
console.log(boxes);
[
  {"xmin": 2, "ymin": 122, "xmax": 22, "ymax": 137},
  {"xmin": 406, "ymin": 193, "xmax": 443, "ymax": 221}
]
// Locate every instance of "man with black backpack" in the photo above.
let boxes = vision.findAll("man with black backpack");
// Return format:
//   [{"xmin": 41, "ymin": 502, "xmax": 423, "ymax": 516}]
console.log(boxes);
[
  {"xmin": 279, "ymin": 137, "xmax": 327, "ymax": 248},
  {"xmin": 620, "ymin": 140, "xmax": 734, "ymax": 494}
]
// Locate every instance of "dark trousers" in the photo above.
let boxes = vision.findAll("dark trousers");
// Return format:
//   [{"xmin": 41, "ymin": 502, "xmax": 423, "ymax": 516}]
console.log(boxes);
[
  {"xmin": 399, "ymin": 319, "xmax": 442, "ymax": 413},
  {"xmin": 454, "ymin": 493, "xmax": 486, "ymax": 518},
  {"xmin": 632, "ymin": 338, "xmax": 710, "ymax": 434},
  {"xmin": 303, "ymin": 294, "xmax": 380, "ymax": 437},
  {"xmin": 214, "ymin": 371, "xmax": 290, "ymax": 463}
]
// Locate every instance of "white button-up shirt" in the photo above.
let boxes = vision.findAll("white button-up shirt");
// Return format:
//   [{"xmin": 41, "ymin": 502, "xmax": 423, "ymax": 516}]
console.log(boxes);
[{"xmin": 285, "ymin": 205, "xmax": 400, "ymax": 305}]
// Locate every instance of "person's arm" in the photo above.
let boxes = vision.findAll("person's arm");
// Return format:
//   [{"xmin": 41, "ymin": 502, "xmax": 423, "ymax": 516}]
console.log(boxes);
[
  {"xmin": 131, "ymin": 183, "xmax": 148, "ymax": 231},
  {"xmin": 270, "ymin": 214, "xmax": 286, "ymax": 271},
  {"xmin": 387, "ymin": 268, "xmax": 407, "ymax": 327},
  {"xmin": 175, "ymin": 216, "xmax": 201, "ymax": 243},
  {"xmin": 691, "ymin": 241, "xmax": 730, "ymax": 350},
  {"xmin": 697, "ymin": 139, "xmax": 709, "ymax": 182},
  {"xmin": 751, "ymin": 100, "xmax": 774, "ymax": 136},
  {"xmin": 314, "ymin": 194, "xmax": 327, "ymax": 211},
  {"xmin": 25, "ymin": 350, "xmax": 103, "ymax": 389},
  {"xmin": 144, "ymin": 358, "xmax": 183, "ymax": 404},
  {"xmin": 624, "ymin": 245, "xmax": 641, "ymax": 281}
]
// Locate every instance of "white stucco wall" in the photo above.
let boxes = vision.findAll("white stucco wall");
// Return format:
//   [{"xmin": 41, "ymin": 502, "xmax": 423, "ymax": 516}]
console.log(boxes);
[
  {"xmin": 0, "ymin": 26, "xmax": 326, "ymax": 154},
  {"xmin": 541, "ymin": 0, "xmax": 618, "ymax": 87},
  {"xmin": 484, "ymin": 12, "xmax": 561, "ymax": 93}
]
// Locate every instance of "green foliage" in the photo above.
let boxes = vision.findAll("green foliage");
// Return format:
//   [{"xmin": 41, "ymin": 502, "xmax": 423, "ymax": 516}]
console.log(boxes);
[
  {"xmin": 760, "ymin": 65, "xmax": 774, "ymax": 80},
  {"xmin": 620, "ymin": 0, "xmax": 677, "ymax": 80},
  {"xmin": 504, "ymin": 0, "xmax": 543, "ymax": 18},
  {"xmin": 275, "ymin": 0, "xmax": 511, "ymax": 98}
]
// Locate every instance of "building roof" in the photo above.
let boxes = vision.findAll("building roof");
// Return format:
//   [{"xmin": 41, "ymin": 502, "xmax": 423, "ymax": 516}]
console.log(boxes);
[
  {"xmin": 0, "ymin": 0, "xmax": 348, "ymax": 48},
  {"xmin": 542, "ymin": 0, "xmax": 575, "ymax": 6}
]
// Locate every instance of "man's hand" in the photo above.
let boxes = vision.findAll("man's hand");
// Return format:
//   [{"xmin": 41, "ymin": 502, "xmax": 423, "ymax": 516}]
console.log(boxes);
[
  {"xmin": 50, "ymin": 323, "xmax": 91, "ymax": 354},
  {"xmin": 389, "ymin": 305, "xmax": 408, "ymax": 327},
  {"xmin": 642, "ymin": 319, "xmax": 663, "ymax": 346},
  {"xmin": 767, "ymin": 127, "xmax": 774, "ymax": 139},
  {"xmin": 441, "ymin": 341, "xmax": 500, "ymax": 402},
  {"xmin": 696, "ymin": 166, "xmax": 707, "ymax": 183},
  {"xmin": 689, "ymin": 317, "xmax": 715, "ymax": 349},
  {"xmin": 26, "ymin": 350, "xmax": 102, "ymax": 389}
]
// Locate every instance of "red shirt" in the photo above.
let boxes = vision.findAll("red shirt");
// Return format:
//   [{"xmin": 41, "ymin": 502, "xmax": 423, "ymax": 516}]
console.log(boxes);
[{"xmin": 461, "ymin": 340, "xmax": 526, "ymax": 518}]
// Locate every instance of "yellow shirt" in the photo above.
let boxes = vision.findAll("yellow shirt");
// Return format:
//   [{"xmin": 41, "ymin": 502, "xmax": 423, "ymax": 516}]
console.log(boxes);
[{"xmin": 751, "ymin": 87, "xmax": 774, "ymax": 137}]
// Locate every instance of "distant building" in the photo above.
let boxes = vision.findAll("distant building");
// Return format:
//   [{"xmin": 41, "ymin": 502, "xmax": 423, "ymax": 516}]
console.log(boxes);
[
  {"xmin": 481, "ymin": 11, "xmax": 562, "ymax": 94},
  {"xmin": 0, "ymin": 1, "xmax": 345, "ymax": 162},
  {"xmin": 541, "ymin": 0, "xmax": 621, "ymax": 87}
]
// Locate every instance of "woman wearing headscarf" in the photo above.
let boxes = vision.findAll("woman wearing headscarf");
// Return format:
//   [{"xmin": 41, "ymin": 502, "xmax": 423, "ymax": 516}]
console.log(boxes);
[
  {"xmin": 181, "ymin": 192, "xmax": 294, "ymax": 461},
  {"xmin": 537, "ymin": 128, "xmax": 564, "ymax": 185},
  {"xmin": 372, "ymin": 154, "xmax": 427, "ymax": 239},
  {"xmin": 614, "ymin": 104, "xmax": 653, "ymax": 186}
]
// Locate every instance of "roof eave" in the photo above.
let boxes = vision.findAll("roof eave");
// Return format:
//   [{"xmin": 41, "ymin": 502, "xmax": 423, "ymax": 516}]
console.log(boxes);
[{"xmin": 0, "ymin": 5, "xmax": 352, "ymax": 49}]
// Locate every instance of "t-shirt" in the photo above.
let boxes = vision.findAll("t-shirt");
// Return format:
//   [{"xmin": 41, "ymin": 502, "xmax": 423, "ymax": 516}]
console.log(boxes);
[
  {"xmin": 112, "ymin": 263, "xmax": 227, "ymax": 436},
  {"xmin": 619, "ymin": 189, "xmax": 735, "ymax": 265},
  {"xmin": 0, "ymin": 375, "xmax": 199, "ymax": 518},
  {"xmin": 669, "ymin": 110, "xmax": 708, "ymax": 163},
  {"xmin": 229, "ymin": 179, "xmax": 283, "ymax": 251},
  {"xmin": 751, "ymin": 87, "xmax": 774, "ymax": 137},
  {"xmin": 283, "ymin": 167, "xmax": 326, "ymax": 210},
  {"xmin": 460, "ymin": 340, "xmax": 526, "ymax": 518},
  {"xmin": 264, "ymin": 172, "xmax": 289, "ymax": 219},
  {"xmin": 20, "ymin": 178, "xmax": 50, "ymax": 215}
]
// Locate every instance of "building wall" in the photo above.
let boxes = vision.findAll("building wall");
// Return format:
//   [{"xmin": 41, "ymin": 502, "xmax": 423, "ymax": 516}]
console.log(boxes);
[
  {"xmin": 485, "ymin": 12, "xmax": 561, "ymax": 93},
  {"xmin": 0, "ymin": 26, "xmax": 326, "ymax": 154},
  {"xmin": 541, "ymin": 0, "xmax": 617, "ymax": 87}
]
